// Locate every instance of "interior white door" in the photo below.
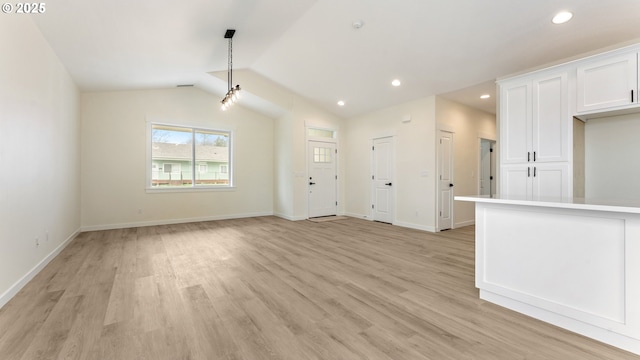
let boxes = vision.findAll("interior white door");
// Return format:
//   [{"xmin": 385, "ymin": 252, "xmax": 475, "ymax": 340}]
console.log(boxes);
[
  {"xmin": 372, "ymin": 137, "xmax": 394, "ymax": 223},
  {"xmin": 438, "ymin": 131, "xmax": 454, "ymax": 231},
  {"xmin": 308, "ymin": 141, "xmax": 337, "ymax": 218}
]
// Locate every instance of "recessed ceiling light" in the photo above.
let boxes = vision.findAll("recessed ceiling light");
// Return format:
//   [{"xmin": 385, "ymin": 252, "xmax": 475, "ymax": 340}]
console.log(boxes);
[
  {"xmin": 337, "ymin": 100, "xmax": 345, "ymax": 106},
  {"xmin": 391, "ymin": 79, "xmax": 401, "ymax": 87},
  {"xmin": 480, "ymin": 94, "xmax": 491, "ymax": 99},
  {"xmin": 552, "ymin": 11, "xmax": 573, "ymax": 24}
]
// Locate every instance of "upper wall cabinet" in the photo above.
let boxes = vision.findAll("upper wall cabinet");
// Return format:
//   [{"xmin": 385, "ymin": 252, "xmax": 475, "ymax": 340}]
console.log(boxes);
[
  {"xmin": 576, "ymin": 52, "xmax": 638, "ymax": 113},
  {"xmin": 500, "ymin": 71, "xmax": 569, "ymax": 165}
]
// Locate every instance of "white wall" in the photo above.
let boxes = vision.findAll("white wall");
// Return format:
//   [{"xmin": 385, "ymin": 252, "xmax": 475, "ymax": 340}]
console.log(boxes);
[
  {"xmin": 345, "ymin": 96, "xmax": 437, "ymax": 231},
  {"xmin": 80, "ymin": 87, "xmax": 274, "ymax": 229},
  {"xmin": 273, "ymin": 97, "xmax": 345, "ymax": 221},
  {"xmin": 436, "ymin": 97, "xmax": 496, "ymax": 227},
  {"xmin": 0, "ymin": 16, "xmax": 80, "ymax": 306},
  {"xmin": 585, "ymin": 114, "xmax": 640, "ymax": 200}
]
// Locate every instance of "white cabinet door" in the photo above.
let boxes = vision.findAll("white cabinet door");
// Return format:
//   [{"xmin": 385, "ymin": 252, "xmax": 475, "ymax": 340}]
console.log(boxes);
[
  {"xmin": 501, "ymin": 71, "xmax": 568, "ymax": 165},
  {"xmin": 500, "ymin": 82, "xmax": 531, "ymax": 164},
  {"xmin": 502, "ymin": 163, "xmax": 569, "ymax": 198},
  {"xmin": 577, "ymin": 53, "xmax": 637, "ymax": 113},
  {"xmin": 533, "ymin": 73, "xmax": 568, "ymax": 162},
  {"xmin": 532, "ymin": 163, "xmax": 570, "ymax": 198},
  {"xmin": 501, "ymin": 165, "xmax": 531, "ymax": 198}
]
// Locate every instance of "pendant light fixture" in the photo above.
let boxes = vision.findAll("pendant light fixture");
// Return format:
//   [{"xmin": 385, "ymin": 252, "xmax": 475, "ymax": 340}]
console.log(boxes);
[{"xmin": 221, "ymin": 29, "xmax": 241, "ymax": 111}]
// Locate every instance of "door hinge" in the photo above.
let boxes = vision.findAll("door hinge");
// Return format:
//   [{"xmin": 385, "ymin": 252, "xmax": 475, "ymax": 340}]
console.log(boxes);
[
  {"xmin": 372, "ymin": 175, "xmax": 374, "ymax": 180},
  {"xmin": 490, "ymin": 148, "xmax": 493, "ymax": 153},
  {"xmin": 440, "ymin": 211, "xmax": 442, "ymax": 216},
  {"xmin": 335, "ymin": 149, "xmax": 338, "ymax": 154},
  {"xmin": 440, "ymin": 139, "xmax": 442, "ymax": 144},
  {"xmin": 372, "ymin": 204, "xmax": 374, "ymax": 209},
  {"xmin": 336, "ymin": 201, "xmax": 338, "ymax": 206},
  {"xmin": 335, "ymin": 175, "xmax": 337, "ymax": 180},
  {"xmin": 372, "ymin": 146, "xmax": 375, "ymax": 150}
]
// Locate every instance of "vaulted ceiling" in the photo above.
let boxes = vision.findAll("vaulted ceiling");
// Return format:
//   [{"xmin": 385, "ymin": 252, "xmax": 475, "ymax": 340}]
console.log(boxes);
[{"xmin": 33, "ymin": 0, "xmax": 640, "ymax": 117}]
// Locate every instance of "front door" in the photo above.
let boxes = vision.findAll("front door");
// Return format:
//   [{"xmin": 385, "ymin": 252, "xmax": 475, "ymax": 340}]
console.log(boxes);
[
  {"xmin": 372, "ymin": 137, "xmax": 394, "ymax": 224},
  {"xmin": 308, "ymin": 141, "xmax": 337, "ymax": 218},
  {"xmin": 438, "ymin": 130, "xmax": 454, "ymax": 231}
]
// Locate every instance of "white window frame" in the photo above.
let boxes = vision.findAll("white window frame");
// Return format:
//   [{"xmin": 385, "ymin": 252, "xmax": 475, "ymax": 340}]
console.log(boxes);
[{"xmin": 146, "ymin": 121, "xmax": 235, "ymax": 193}]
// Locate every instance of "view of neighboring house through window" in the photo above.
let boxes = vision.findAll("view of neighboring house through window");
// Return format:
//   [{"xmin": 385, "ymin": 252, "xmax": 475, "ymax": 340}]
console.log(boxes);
[{"xmin": 150, "ymin": 124, "xmax": 231, "ymax": 188}]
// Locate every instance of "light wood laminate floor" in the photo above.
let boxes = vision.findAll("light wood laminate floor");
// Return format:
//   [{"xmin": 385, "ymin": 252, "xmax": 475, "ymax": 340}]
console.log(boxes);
[{"xmin": 0, "ymin": 216, "xmax": 637, "ymax": 359}]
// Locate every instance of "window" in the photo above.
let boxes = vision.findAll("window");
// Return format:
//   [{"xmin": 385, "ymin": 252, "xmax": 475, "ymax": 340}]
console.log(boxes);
[
  {"xmin": 163, "ymin": 163, "xmax": 181, "ymax": 174},
  {"xmin": 149, "ymin": 123, "xmax": 232, "ymax": 189},
  {"xmin": 308, "ymin": 128, "xmax": 335, "ymax": 139},
  {"xmin": 313, "ymin": 146, "xmax": 332, "ymax": 163}
]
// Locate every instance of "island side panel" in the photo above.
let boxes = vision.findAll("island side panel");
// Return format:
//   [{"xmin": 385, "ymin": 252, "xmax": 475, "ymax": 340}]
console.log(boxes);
[{"xmin": 475, "ymin": 201, "xmax": 640, "ymax": 355}]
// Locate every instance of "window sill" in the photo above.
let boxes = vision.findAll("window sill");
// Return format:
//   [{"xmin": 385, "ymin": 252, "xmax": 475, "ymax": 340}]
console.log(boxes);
[{"xmin": 146, "ymin": 186, "xmax": 236, "ymax": 194}]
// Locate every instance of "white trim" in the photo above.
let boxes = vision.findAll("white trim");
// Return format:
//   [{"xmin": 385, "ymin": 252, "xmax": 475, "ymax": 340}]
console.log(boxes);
[
  {"xmin": 0, "ymin": 229, "xmax": 80, "ymax": 309},
  {"xmin": 145, "ymin": 186, "xmax": 236, "ymax": 193},
  {"xmin": 394, "ymin": 221, "xmax": 437, "ymax": 233},
  {"xmin": 480, "ymin": 290, "xmax": 640, "ymax": 356},
  {"xmin": 274, "ymin": 213, "xmax": 307, "ymax": 221},
  {"xmin": 454, "ymin": 219, "xmax": 475, "ymax": 228},
  {"xmin": 80, "ymin": 211, "xmax": 274, "ymax": 232},
  {"xmin": 344, "ymin": 212, "xmax": 371, "ymax": 220}
]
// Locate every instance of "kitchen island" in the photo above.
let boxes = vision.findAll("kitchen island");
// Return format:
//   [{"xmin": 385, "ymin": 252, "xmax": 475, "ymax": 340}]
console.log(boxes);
[{"xmin": 455, "ymin": 195, "xmax": 640, "ymax": 355}]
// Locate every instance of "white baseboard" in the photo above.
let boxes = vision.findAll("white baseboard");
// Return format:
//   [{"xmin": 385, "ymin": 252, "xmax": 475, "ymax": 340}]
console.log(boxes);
[
  {"xmin": 81, "ymin": 211, "xmax": 274, "ymax": 232},
  {"xmin": 273, "ymin": 213, "xmax": 307, "ymax": 221},
  {"xmin": 455, "ymin": 219, "xmax": 475, "ymax": 228},
  {"xmin": 343, "ymin": 212, "xmax": 372, "ymax": 220},
  {"xmin": 0, "ymin": 228, "xmax": 80, "ymax": 309},
  {"xmin": 394, "ymin": 221, "xmax": 437, "ymax": 233}
]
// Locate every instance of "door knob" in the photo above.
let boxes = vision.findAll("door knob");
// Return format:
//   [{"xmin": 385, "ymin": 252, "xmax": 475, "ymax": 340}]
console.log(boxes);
[
  {"xmin": 309, "ymin": 182, "xmax": 316, "ymax": 185},
  {"xmin": 385, "ymin": 182, "xmax": 392, "ymax": 186},
  {"xmin": 449, "ymin": 183, "xmax": 454, "ymax": 187}
]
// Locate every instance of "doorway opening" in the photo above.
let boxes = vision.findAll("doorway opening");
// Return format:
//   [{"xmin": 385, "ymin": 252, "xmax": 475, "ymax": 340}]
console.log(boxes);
[{"xmin": 479, "ymin": 138, "xmax": 496, "ymax": 197}]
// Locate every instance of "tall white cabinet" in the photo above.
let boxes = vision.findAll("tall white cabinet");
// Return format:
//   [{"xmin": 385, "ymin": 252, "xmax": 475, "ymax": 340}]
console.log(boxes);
[{"xmin": 499, "ymin": 70, "xmax": 571, "ymax": 198}]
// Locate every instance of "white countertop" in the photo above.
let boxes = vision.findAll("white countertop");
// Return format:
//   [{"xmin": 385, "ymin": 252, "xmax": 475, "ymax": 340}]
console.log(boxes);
[{"xmin": 455, "ymin": 195, "xmax": 640, "ymax": 214}]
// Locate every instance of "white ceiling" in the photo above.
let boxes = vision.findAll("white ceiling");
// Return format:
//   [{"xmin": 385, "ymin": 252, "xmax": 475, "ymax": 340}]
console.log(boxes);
[{"xmin": 32, "ymin": 0, "xmax": 640, "ymax": 118}]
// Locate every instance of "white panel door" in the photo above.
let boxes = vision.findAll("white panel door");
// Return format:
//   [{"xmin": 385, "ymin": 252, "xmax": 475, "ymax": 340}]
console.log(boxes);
[
  {"xmin": 308, "ymin": 141, "xmax": 337, "ymax": 218},
  {"xmin": 438, "ymin": 131, "xmax": 453, "ymax": 231},
  {"xmin": 577, "ymin": 52, "xmax": 637, "ymax": 113},
  {"xmin": 372, "ymin": 137, "xmax": 394, "ymax": 224}
]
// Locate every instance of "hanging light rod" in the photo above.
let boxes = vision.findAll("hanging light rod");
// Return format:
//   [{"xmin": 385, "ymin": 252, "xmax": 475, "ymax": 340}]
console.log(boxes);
[{"xmin": 221, "ymin": 29, "xmax": 241, "ymax": 111}]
